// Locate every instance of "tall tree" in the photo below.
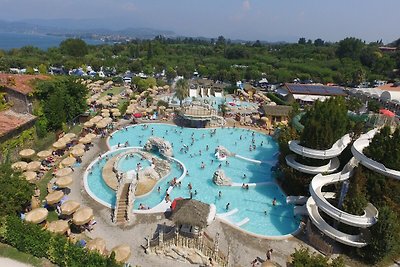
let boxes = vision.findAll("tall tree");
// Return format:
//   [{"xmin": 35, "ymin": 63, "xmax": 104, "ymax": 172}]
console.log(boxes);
[
  {"xmin": 174, "ymin": 78, "xmax": 189, "ymax": 106},
  {"xmin": 0, "ymin": 163, "xmax": 33, "ymax": 217}
]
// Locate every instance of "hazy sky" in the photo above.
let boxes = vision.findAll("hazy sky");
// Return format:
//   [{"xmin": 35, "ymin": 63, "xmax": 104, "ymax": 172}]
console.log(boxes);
[{"xmin": 1, "ymin": 0, "xmax": 399, "ymax": 42}]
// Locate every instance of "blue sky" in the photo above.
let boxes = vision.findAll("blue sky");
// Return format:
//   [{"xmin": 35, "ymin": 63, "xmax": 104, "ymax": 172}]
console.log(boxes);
[{"xmin": 1, "ymin": 0, "xmax": 399, "ymax": 43}]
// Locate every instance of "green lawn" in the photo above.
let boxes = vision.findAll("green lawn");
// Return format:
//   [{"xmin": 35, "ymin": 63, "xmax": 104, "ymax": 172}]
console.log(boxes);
[
  {"xmin": 100, "ymin": 86, "xmax": 125, "ymax": 97},
  {"xmin": 0, "ymin": 243, "xmax": 48, "ymax": 267}
]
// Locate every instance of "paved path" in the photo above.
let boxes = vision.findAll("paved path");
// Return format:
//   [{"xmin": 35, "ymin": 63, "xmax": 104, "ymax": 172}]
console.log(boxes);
[{"xmin": 0, "ymin": 257, "xmax": 32, "ymax": 267}]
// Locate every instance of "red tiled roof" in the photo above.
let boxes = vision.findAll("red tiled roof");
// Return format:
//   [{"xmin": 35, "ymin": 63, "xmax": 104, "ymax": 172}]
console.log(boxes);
[
  {"xmin": 0, "ymin": 110, "xmax": 36, "ymax": 137},
  {"xmin": 0, "ymin": 73, "xmax": 49, "ymax": 95}
]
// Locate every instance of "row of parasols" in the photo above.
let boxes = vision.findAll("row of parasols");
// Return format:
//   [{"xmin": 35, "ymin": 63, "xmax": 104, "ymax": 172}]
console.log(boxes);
[
  {"xmin": 24, "ymin": 205, "xmax": 131, "ymax": 262},
  {"xmin": 12, "ymin": 132, "xmax": 94, "ymax": 183},
  {"xmin": 83, "ymin": 115, "xmax": 113, "ymax": 129}
]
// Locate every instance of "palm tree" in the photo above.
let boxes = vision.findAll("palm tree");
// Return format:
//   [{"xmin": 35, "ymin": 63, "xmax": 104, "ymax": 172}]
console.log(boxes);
[{"xmin": 174, "ymin": 78, "xmax": 189, "ymax": 106}]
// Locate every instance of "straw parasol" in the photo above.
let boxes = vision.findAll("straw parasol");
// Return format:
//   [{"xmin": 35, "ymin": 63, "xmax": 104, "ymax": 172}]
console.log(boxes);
[
  {"xmin": 113, "ymin": 111, "xmax": 121, "ymax": 117},
  {"xmin": 101, "ymin": 108, "xmax": 109, "ymax": 113},
  {"xmin": 19, "ymin": 149, "xmax": 36, "ymax": 158},
  {"xmin": 110, "ymin": 98, "xmax": 118, "ymax": 104},
  {"xmin": 37, "ymin": 150, "xmax": 52, "ymax": 159},
  {"xmin": 101, "ymin": 112, "xmax": 110, "ymax": 117},
  {"xmin": 91, "ymin": 116, "xmax": 103, "ymax": 123},
  {"xmin": 260, "ymin": 116, "xmax": 269, "ymax": 123},
  {"xmin": 25, "ymin": 208, "xmax": 48, "ymax": 224},
  {"xmin": 61, "ymin": 200, "xmax": 80, "ymax": 215},
  {"xmin": 64, "ymin": 133, "xmax": 76, "ymax": 139},
  {"xmin": 111, "ymin": 108, "xmax": 119, "ymax": 113},
  {"xmin": 79, "ymin": 136, "xmax": 92, "ymax": 144},
  {"xmin": 53, "ymin": 141, "xmax": 66, "ymax": 150},
  {"xmin": 86, "ymin": 133, "xmax": 97, "ymax": 139},
  {"xmin": 45, "ymin": 190, "xmax": 64, "ymax": 205},
  {"xmin": 73, "ymin": 207, "xmax": 94, "ymax": 225},
  {"xmin": 58, "ymin": 136, "xmax": 71, "ymax": 144},
  {"xmin": 111, "ymin": 244, "xmax": 131, "ymax": 263},
  {"xmin": 47, "ymin": 220, "xmax": 70, "ymax": 234},
  {"xmin": 31, "ymin": 196, "xmax": 40, "ymax": 209},
  {"xmin": 73, "ymin": 143, "xmax": 85, "ymax": 150},
  {"xmin": 55, "ymin": 176, "xmax": 73, "ymax": 188},
  {"xmin": 61, "ymin": 157, "xmax": 76, "ymax": 167},
  {"xmin": 55, "ymin": 168, "xmax": 73, "ymax": 177},
  {"xmin": 12, "ymin": 161, "xmax": 28, "ymax": 171},
  {"xmin": 70, "ymin": 148, "xmax": 84, "ymax": 157},
  {"xmin": 125, "ymin": 109, "xmax": 133, "ymax": 114},
  {"xmin": 84, "ymin": 121, "xmax": 94, "ymax": 128},
  {"xmin": 23, "ymin": 171, "xmax": 37, "ymax": 183},
  {"xmin": 87, "ymin": 238, "xmax": 107, "ymax": 255},
  {"xmin": 19, "ymin": 150, "xmax": 35, "ymax": 160},
  {"xmin": 96, "ymin": 121, "xmax": 108, "ymax": 129},
  {"xmin": 26, "ymin": 161, "xmax": 42, "ymax": 172}
]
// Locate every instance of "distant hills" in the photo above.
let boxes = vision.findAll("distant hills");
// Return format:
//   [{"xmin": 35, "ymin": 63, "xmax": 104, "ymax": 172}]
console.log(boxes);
[{"xmin": 0, "ymin": 19, "xmax": 176, "ymax": 40}]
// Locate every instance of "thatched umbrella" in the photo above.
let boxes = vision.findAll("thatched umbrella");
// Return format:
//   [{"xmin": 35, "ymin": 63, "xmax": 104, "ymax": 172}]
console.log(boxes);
[
  {"xmin": 25, "ymin": 208, "xmax": 48, "ymax": 224},
  {"xmin": 261, "ymin": 261, "xmax": 277, "ymax": 267},
  {"xmin": 110, "ymin": 108, "xmax": 119, "ymax": 113},
  {"xmin": 61, "ymin": 200, "xmax": 80, "ymax": 215},
  {"xmin": 23, "ymin": 171, "xmax": 37, "ymax": 183},
  {"xmin": 251, "ymin": 114, "xmax": 261, "ymax": 120},
  {"xmin": 72, "ymin": 207, "xmax": 94, "ymax": 225},
  {"xmin": 47, "ymin": 220, "xmax": 69, "ymax": 234},
  {"xmin": 110, "ymin": 98, "xmax": 118, "ymax": 104},
  {"xmin": 55, "ymin": 168, "xmax": 73, "ymax": 177},
  {"xmin": 26, "ymin": 161, "xmax": 41, "ymax": 172},
  {"xmin": 79, "ymin": 136, "xmax": 92, "ymax": 144},
  {"xmin": 96, "ymin": 121, "xmax": 107, "ymax": 129},
  {"xmin": 170, "ymin": 199, "xmax": 210, "ymax": 229},
  {"xmin": 73, "ymin": 143, "xmax": 86, "ymax": 151},
  {"xmin": 87, "ymin": 238, "xmax": 107, "ymax": 255},
  {"xmin": 37, "ymin": 150, "xmax": 52, "ymax": 159},
  {"xmin": 260, "ymin": 116, "xmax": 269, "ymax": 124},
  {"xmin": 91, "ymin": 116, "xmax": 103, "ymax": 123},
  {"xmin": 113, "ymin": 111, "xmax": 121, "ymax": 117},
  {"xmin": 55, "ymin": 176, "xmax": 73, "ymax": 188},
  {"xmin": 64, "ymin": 133, "xmax": 76, "ymax": 139},
  {"xmin": 111, "ymin": 244, "xmax": 131, "ymax": 263},
  {"xmin": 61, "ymin": 157, "xmax": 76, "ymax": 167},
  {"xmin": 70, "ymin": 148, "xmax": 84, "ymax": 157},
  {"xmin": 58, "ymin": 136, "xmax": 71, "ymax": 144},
  {"xmin": 12, "ymin": 161, "xmax": 28, "ymax": 171},
  {"xmin": 125, "ymin": 109, "xmax": 133, "ymax": 115},
  {"xmin": 101, "ymin": 112, "xmax": 110, "ymax": 118},
  {"xmin": 53, "ymin": 141, "xmax": 66, "ymax": 150},
  {"xmin": 86, "ymin": 133, "xmax": 97, "ymax": 139},
  {"xmin": 45, "ymin": 190, "xmax": 64, "ymax": 205},
  {"xmin": 19, "ymin": 149, "xmax": 36, "ymax": 159},
  {"xmin": 31, "ymin": 196, "xmax": 40, "ymax": 209},
  {"xmin": 101, "ymin": 108, "xmax": 109, "ymax": 113},
  {"xmin": 84, "ymin": 121, "xmax": 94, "ymax": 128}
]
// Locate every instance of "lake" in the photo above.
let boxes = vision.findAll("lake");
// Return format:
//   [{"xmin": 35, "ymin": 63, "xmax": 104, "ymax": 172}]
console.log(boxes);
[{"xmin": 0, "ymin": 32, "xmax": 104, "ymax": 50}]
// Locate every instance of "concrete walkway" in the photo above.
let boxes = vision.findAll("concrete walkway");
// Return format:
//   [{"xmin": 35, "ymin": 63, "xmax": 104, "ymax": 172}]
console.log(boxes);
[{"xmin": 0, "ymin": 257, "xmax": 32, "ymax": 267}]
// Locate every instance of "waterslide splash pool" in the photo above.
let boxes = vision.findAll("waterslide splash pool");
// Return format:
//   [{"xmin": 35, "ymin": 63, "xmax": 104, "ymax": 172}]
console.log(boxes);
[{"xmin": 85, "ymin": 123, "xmax": 300, "ymax": 237}]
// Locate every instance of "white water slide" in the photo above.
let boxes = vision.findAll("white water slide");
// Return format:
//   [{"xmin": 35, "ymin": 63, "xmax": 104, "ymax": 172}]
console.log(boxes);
[
  {"xmin": 288, "ymin": 133, "xmax": 379, "ymax": 247},
  {"xmin": 352, "ymin": 129, "xmax": 400, "ymax": 180},
  {"xmin": 289, "ymin": 134, "xmax": 352, "ymax": 159}
]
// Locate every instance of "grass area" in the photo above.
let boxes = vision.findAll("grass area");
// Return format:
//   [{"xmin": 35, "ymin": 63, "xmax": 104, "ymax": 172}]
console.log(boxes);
[
  {"xmin": 100, "ymin": 86, "xmax": 125, "ymax": 97},
  {"xmin": 36, "ymin": 170, "xmax": 53, "ymax": 201},
  {"xmin": 31, "ymin": 132, "xmax": 56, "ymax": 152},
  {"xmin": 68, "ymin": 124, "xmax": 83, "ymax": 135},
  {"xmin": 0, "ymin": 243, "xmax": 45, "ymax": 267}
]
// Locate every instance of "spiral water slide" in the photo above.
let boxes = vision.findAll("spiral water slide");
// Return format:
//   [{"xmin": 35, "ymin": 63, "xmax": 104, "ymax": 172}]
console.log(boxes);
[{"xmin": 288, "ymin": 133, "xmax": 379, "ymax": 247}]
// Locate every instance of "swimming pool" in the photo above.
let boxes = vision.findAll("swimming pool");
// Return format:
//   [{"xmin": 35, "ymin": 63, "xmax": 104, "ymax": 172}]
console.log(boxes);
[
  {"xmin": 161, "ymin": 95, "xmax": 258, "ymax": 109},
  {"xmin": 85, "ymin": 123, "xmax": 300, "ymax": 237}
]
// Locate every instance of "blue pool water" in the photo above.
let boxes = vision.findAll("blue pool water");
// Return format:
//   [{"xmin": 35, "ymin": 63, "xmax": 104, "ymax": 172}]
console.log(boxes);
[
  {"xmin": 86, "ymin": 123, "xmax": 299, "ymax": 236},
  {"xmin": 117, "ymin": 153, "xmax": 151, "ymax": 173}
]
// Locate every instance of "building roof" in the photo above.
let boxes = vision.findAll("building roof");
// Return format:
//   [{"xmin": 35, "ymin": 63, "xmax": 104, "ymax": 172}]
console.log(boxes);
[
  {"xmin": 283, "ymin": 83, "xmax": 346, "ymax": 96},
  {"xmin": 170, "ymin": 198, "xmax": 210, "ymax": 228},
  {"xmin": 0, "ymin": 74, "xmax": 49, "ymax": 95},
  {"xmin": 377, "ymin": 83, "xmax": 400, "ymax": 92},
  {"xmin": 0, "ymin": 109, "xmax": 36, "ymax": 138},
  {"xmin": 262, "ymin": 105, "xmax": 292, "ymax": 117}
]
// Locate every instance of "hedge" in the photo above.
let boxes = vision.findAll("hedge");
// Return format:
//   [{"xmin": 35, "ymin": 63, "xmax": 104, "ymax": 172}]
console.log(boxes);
[{"xmin": 0, "ymin": 216, "xmax": 122, "ymax": 267}]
